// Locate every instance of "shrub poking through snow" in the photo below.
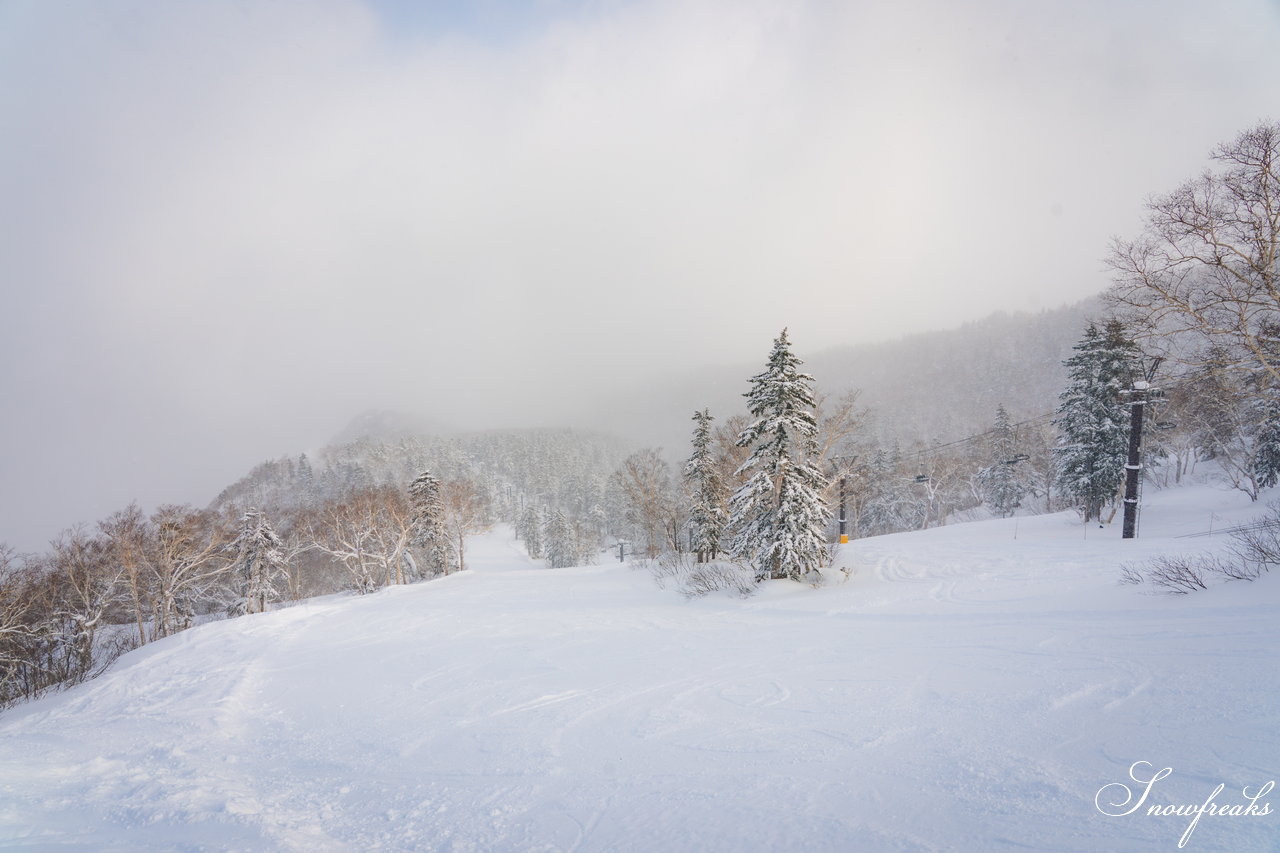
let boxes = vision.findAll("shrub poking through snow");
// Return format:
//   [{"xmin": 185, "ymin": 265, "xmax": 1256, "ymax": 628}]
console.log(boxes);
[{"xmin": 1123, "ymin": 503, "xmax": 1280, "ymax": 593}]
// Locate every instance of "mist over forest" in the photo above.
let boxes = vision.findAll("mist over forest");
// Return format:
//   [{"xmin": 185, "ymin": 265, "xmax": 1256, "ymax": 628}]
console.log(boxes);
[{"xmin": 5, "ymin": 0, "xmax": 1280, "ymax": 554}]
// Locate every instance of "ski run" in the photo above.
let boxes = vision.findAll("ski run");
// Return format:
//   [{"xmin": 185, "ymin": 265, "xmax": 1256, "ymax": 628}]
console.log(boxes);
[{"xmin": 1, "ymin": 483, "xmax": 1276, "ymax": 852}]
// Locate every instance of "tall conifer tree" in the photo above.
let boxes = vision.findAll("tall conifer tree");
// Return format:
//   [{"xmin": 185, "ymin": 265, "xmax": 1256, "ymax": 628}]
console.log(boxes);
[
  {"xmin": 728, "ymin": 329, "xmax": 830, "ymax": 582},
  {"xmin": 544, "ymin": 509, "xmax": 576, "ymax": 569},
  {"xmin": 517, "ymin": 504, "xmax": 544, "ymax": 559},
  {"xmin": 1252, "ymin": 393, "xmax": 1280, "ymax": 489},
  {"xmin": 979, "ymin": 405, "xmax": 1026, "ymax": 518},
  {"xmin": 229, "ymin": 508, "xmax": 285, "ymax": 616},
  {"xmin": 1053, "ymin": 320, "xmax": 1139, "ymax": 522},
  {"xmin": 409, "ymin": 470, "xmax": 453, "ymax": 575},
  {"xmin": 685, "ymin": 409, "xmax": 728, "ymax": 563}
]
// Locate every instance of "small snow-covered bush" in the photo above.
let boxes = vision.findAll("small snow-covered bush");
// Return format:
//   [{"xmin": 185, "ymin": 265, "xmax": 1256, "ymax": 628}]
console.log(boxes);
[
  {"xmin": 681, "ymin": 562, "xmax": 757, "ymax": 599},
  {"xmin": 648, "ymin": 552, "xmax": 756, "ymax": 599}
]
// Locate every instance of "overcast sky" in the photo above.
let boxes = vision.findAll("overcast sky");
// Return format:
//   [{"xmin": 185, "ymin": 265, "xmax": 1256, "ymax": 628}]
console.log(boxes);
[{"xmin": 3, "ymin": 0, "xmax": 1280, "ymax": 551}]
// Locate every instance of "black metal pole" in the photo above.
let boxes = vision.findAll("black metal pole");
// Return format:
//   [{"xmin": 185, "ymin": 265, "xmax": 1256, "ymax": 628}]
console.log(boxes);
[
  {"xmin": 1122, "ymin": 393, "xmax": 1146, "ymax": 539},
  {"xmin": 838, "ymin": 475, "xmax": 848, "ymax": 543}
]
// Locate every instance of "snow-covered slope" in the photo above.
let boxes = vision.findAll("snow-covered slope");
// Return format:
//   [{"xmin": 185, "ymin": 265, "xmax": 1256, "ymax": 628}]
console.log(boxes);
[{"xmin": 1, "ymin": 486, "xmax": 1277, "ymax": 852}]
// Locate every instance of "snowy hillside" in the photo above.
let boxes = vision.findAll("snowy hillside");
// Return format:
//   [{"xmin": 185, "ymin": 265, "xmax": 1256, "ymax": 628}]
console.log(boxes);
[
  {"xmin": 587, "ymin": 299, "xmax": 1102, "ymax": 453},
  {"xmin": 1, "ymin": 486, "xmax": 1277, "ymax": 852}
]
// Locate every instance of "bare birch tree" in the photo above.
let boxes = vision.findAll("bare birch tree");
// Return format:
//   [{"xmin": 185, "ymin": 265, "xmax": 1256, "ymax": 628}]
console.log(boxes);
[
  {"xmin": 610, "ymin": 450, "xmax": 678, "ymax": 559},
  {"xmin": 48, "ymin": 527, "xmax": 121, "ymax": 677},
  {"xmin": 439, "ymin": 479, "xmax": 491, "ymax": 572},
  {"xmin": 0, "ymin": 545, "xmax": 38, "ymax": 704},
  {"xmin": 99, "ymin": 504, "xmax": 152, "ymax": 645},
  {"xmin": 148, "ymin": 505, "xmax": 231, "ymax": 639},
  {"xmin": 308, "ymin": 489, "xmax": 389, "ymax": 594},
  {"xmin": 1108, "ymin": 120, "xmax": 1280, "ymax": 387}
]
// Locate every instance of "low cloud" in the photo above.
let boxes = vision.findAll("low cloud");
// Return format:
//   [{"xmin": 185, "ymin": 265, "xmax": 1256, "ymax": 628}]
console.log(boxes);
[{"xmin": 3, "ymin": 0, "xmax": 1279, "ymax": 549}]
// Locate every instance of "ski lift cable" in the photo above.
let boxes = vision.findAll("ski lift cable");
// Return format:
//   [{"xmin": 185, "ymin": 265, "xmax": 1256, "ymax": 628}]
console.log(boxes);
[
  {"xmin": 897, "ymin": 372, "xmax": 1208, "ymax": 463},
  {"xmin": 1176, "ymin": 518, "xmax": 1280, "ymax": 539}
]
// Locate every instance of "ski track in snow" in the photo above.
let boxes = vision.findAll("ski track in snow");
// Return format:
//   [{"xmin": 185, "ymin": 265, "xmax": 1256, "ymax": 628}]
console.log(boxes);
[{"xmin": 1, "ymin": 485, "xmax": 1278, "ymax": 852}]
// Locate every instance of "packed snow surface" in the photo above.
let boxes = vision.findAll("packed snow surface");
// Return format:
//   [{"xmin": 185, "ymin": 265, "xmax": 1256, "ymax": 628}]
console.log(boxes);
[{"xmin": 1, "ymin": 486, "xmax": 1277, "ymax": 852}]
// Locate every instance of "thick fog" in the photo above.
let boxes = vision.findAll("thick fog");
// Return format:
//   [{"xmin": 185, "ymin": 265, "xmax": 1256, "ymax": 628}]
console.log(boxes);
[{"xmin": 3, "ymin": 0, "xmax": 1279, "ymax": 551}]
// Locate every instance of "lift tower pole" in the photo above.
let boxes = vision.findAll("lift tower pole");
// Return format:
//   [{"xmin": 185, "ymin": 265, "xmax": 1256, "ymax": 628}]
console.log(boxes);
[
  {"xmin": 1121, "ymin": 383, "xmax": 1148, "ymax": 540},
  {"xmin": 1121, "ymin": 357, "xmax": 1162, "ymax": 540}
]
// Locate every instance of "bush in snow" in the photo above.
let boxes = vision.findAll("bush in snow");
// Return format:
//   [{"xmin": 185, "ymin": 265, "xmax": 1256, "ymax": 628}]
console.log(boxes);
[
  {"xmin": 648, "ymin": 552, "xmax": 757, "ymax": 599},
  {"xmin": 1123, "ymin": 504, "xmax": 1280, "ymax": 593}
]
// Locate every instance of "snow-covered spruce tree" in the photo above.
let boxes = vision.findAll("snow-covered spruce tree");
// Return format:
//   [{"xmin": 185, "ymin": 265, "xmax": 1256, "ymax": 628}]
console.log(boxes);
[
  {"xmin": 728, "ymin": 329, "xmax": 831, "ymax": 582},
  {"xmin": 229, "ymin": 508, "xmax": 285, "ymax": 616},
  {"xmin": 978, "ymin": 405, "xmax": 1026, "ymax": 518},
  {"xmin": 587, "ymin": 503, "xmax": 609, "ymax": 546},
  {"xmin": 1252, "ymin": 391, "xmax": 1280, "ymax": 489},
  {"xmin": 1053, "ymin": 320, "xmax": 1140, "ymax": 523},
  {"xmin": 685, "ymin": 409, "xmax": 728, "ymax": 563},
  {"xmin": 1247, "ymin": 330, "xmax": 1280, "ymax": 491},
  {"xmin": 544, "ymin": 509, "xmax": 576, "ymax": 568},
  {"xmin": 517, "ymin": 504, "xmax": 544, "ymax": 559},
  {"xmin": 408, "ymin": 470, "xmax": 453, "ymax": 576},
  {"xmin": 295, "ymin": 454, "xmax": 315, "ymax": 506},
  {"xmin": 572, "ymin": 517, "xmax": 598, "ymax": 566},
  {"xmin": 856, "ymin": 446, "xmax": 910, "ymax": 535}
]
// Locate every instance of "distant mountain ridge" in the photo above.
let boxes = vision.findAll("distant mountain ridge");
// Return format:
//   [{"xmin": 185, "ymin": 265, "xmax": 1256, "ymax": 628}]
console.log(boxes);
[
  {"xmin": 326, "ymin": 409, "xmax": 455, "ymax": 447},
  {"xmin": 213, "ymin": 298, "xmax": 1109, "ymax": 506},
  {"xmin": 588, "ymin": 296, "xmax": 1107, "ymax": 455},
  {"xmin": 809, "ymin": 296, "xmax": 1105, "ymax": 443}
]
